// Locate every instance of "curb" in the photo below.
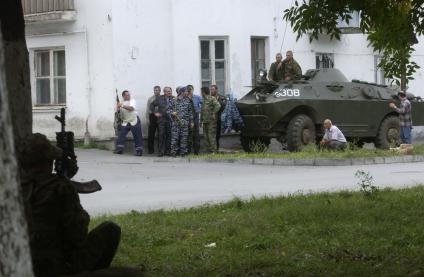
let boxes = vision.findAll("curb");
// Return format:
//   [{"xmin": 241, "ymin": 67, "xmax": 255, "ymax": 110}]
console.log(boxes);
[{"xmin": 178, "ymin": 155, "xmax": 424, "ymax": 167}]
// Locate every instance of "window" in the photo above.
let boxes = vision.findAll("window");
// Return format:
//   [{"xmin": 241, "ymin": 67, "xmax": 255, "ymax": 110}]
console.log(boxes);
[
  {"xmin": 316, "ymin": 53, "xmax": 334, "ymax": 69},
  {"xmin": 200, "ymin": 38, "xmax": 228, "ymax": 93},
  {"xmin": 337, "ymin": 11, "xmax": 361, "ymax": 33},
  {"xmin": 34, "ymin": 49, "xmax": 66, "ymax": 105},
  {"xmin": 251, "ymin": 38, "xmax": 266, "ymax": 86}
]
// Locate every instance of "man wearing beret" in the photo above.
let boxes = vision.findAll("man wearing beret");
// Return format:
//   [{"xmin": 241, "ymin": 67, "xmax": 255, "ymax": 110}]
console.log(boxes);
[{"xmin": 19, "ymin": 133, "xmax": 121, "ymax": 277}]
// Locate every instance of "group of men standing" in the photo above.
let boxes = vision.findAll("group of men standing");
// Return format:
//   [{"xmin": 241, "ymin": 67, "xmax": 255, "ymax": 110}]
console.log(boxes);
[
  {"xmin": 114, "ymin": 84, "xmax": 226, "ymax": 156},
  {"xmin": 146, "ymin": 85, "xmax": 226, "ymax": 156}
]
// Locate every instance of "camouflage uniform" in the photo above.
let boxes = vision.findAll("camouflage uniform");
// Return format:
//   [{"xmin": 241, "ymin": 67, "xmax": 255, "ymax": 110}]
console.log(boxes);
[
  {"xmin": 201, "ymin": 95, "xmax": 221, "ymax": 153},
  {"xmin": 282, "ymin": 59, "xmax": 302, "ymax": 80},
  {"xmin": 268, "ymin": 61, "xmax": 285, "ymax": 82},
  {"xmin": 169, "ymin": 96, "xmax": 193, "ymax": 156},
  {"xmin": 19, "ymin": 134, "xmax": 121, "ymax": 277}
]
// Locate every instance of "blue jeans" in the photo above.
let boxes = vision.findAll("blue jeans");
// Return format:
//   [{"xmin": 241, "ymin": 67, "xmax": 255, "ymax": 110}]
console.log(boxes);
[
  {"xmin": 400, "ymin": 126, "xmax": 412, "ymax": 144},
  {"xmin": 115, "ymin": 117, "xmax": 144, "ymax": 152}
]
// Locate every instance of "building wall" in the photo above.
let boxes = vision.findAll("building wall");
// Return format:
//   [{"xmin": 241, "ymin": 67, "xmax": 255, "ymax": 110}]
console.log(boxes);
[{"xmin": 26, "ymin": 0, "xmax": 424, "ymax": 139}]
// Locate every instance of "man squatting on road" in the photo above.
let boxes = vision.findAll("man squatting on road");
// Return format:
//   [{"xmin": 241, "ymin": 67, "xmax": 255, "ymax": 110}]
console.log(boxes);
[{"xmin": 320, "ymin": 119, "xmax": 347, "ymax": 151}]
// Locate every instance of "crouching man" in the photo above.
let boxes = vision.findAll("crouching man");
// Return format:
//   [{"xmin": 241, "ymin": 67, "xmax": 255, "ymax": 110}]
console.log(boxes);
[
  {"xmin": 320, "ymin": 119, "xmax": 347, "ymax": 151},
  {"xmin": 19, "ymin": 133, "xmax": 121, "ymax": 277}
]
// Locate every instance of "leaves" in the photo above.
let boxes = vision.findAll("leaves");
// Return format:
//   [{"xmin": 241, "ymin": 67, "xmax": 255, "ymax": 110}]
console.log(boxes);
[{"xmin": 283, "ymin": 0, "xmax": 422, "ymax": 89}]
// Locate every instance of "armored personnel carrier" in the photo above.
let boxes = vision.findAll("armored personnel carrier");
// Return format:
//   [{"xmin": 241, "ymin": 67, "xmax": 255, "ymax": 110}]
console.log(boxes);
[{"xmin": 236, "ymin": 68, "xmax": 424, "ymax": 152}]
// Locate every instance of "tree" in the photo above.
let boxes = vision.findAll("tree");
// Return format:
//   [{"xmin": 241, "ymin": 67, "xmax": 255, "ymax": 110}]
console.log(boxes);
[
  {"xmin": 283, "ymin": 0, "xmax": 422, "ymax": 90},
  {"xmin": 0, "ymin": 0, "xmax": 34, "ymax": 276}
]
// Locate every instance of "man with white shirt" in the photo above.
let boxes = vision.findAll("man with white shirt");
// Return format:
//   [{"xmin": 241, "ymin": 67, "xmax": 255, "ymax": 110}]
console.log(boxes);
[
  {"xmin": 320, "ymin": 119, "xmax": 347, "ymax": 151},
  {"xmin": 114, "ymin": 90, "xmax": 144, "ymax": 156}
]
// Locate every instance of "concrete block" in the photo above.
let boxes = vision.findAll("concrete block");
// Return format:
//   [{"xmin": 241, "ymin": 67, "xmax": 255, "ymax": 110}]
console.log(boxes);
[
  {"xmin": 373, "ymin": 157, "xmax": 385, "ymax": 164},
  {"xmin": 274, "ymin": 159, "xmax": 295, "ymax": 166},
  {"xmin": 351, "ymin": 158, "xmax": 366, "ymax": 166},
  {"xmin": 402, "ymin": 155, "xmax": 414, "ymax": 163},
  {"xmin": 315, "ymin": 158, "xmax": 352, "ymax": 166},
  {"xmin": 253, "ymin": 158, "xmax": 274, "ymax": 165},
  {"xmin": 413, "ymin": 155, "xmax": 424, "ymax": 162},
  {"xmin": 294, "ymin": 159, "xmax": 315, "ymax": 166},
  {"xmin": 233, "ymin": 159, "xmax": 254, "ymax": 165},
  {"xmin": 363, "ymin": 158, "xmax": 376, "ymax": 165},
  {"xmin": 384, "ymin": 156, "xmax": 400, "ymax": 164}
]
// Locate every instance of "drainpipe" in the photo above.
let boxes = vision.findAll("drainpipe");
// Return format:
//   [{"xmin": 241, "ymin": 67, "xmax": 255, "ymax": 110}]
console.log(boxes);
[{"xmin": 84, "ymin": 26, "xmax": 93, "ymax": 145}]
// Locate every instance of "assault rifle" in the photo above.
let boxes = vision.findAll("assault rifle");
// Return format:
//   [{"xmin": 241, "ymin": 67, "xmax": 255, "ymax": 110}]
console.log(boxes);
[
  {"xmin": 55, "ymin": 108, "xmax": 102, "ymax": 194},
  {"xmin": 114, "ymin": 89, "xmax": 122, "ymax": 135}
]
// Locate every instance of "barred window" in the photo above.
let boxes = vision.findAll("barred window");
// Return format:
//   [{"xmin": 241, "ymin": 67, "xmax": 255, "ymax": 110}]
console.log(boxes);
[{"xmin": 200, "ymin": 38, "xmax": 228, "ymax": 93}]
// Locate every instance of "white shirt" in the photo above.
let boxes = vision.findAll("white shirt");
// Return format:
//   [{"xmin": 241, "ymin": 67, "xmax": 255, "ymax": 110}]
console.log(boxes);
[
  {"xmin": 323, "ymin": 125, "xmax": 347, "ymax": 143},
  {"xmin": 120, "ymin": 99, "xmax": 138, "ymax": 126}
]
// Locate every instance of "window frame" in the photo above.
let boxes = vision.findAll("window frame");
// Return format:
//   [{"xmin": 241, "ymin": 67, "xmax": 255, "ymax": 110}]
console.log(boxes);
[
  {"xmin": 199, "ymin": 37, "xmax": 229, "ymax": 94},
  {"xmin": 251, "ymin": 37, "xmax": 267, "ymax": 86},
  {"xmin": 315, "ymin": 53, "xmax": 335, "ymax": 69},
  {"xmin": 33, "ymin": 47, "xmax": 67, "ymax": 107}
]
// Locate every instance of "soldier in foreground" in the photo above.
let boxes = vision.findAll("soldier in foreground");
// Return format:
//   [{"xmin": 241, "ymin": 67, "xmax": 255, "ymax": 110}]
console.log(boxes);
[
  {"xmin": 201, "ymin": 87, "xmax": 221, "ymax": 153},
  {"xmin": 20, "ymin": 133, "xmax": 121, "ymax": 277},
  {"xmin": 282, "ymin": 50, "xmax": 302, "ymax": 81},
  {"xmin": 320, "ymin": 119, "xmax": 347, "ymax": 151}
]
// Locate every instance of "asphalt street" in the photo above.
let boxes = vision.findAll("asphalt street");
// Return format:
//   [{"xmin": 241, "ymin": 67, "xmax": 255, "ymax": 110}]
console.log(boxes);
[{"xmin": 75, "ymin": 149, "xmax": 424, "ymax": 216}]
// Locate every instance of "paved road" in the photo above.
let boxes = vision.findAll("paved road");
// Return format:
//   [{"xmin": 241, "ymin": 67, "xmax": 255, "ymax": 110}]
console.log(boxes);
[{"xmin": 75, "ymin": 149, "xmax": 424, "ymax": 216}]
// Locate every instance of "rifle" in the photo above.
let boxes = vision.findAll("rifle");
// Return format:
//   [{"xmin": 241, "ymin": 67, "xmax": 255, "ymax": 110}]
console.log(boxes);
[
  {"xmin": 114, "ymin": 89, "xmax": 122, "ymax": 135},
  {"xmin": 55, "ymin": 108, "xmax": 102, "ymax": 194}
]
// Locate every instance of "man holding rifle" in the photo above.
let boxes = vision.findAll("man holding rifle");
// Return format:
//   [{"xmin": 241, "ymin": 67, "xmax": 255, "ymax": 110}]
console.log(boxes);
[{"xmin": 114, "ymin": 90, "xmax": 144, "ymax": 156}]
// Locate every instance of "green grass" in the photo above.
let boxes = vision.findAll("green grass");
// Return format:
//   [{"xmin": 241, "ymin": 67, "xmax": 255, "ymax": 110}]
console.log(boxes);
[
  {"xmin": 92, "ymin": 186, "xmax": 424, "ymax": 276},
  {"xmin": 193, "ymin": 144, "xmax": 424, "ymax": 160},
  {"xmin": 75, "ymin": 142, "xmax": 109, "ymax": 151}
]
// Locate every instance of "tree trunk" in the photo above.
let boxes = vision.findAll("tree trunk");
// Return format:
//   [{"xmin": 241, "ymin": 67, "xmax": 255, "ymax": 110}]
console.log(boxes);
[
  {"xmin": 0, "ymin": 1, "xmax": 34, "ymax": 276},
  {"xmin": 0, "ymin": 0, "xmax": 32, "ymax": 143},
  {"xmin": 0, "ymin": 30, "xmax": 34, "ymax": 277}
]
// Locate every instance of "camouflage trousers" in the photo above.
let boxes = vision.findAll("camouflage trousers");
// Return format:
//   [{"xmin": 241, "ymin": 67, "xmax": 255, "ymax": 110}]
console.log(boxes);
[
  {"xmin": 188, "ymin": 113, "xmax": 200, "ymax": 154},
  {"xmin": 170, "ymin": 121, "xmax": 190, "ymax": 155},
  {"xmin": 203, "ymin": 121, "xmax": 217, "ymax": 153}
]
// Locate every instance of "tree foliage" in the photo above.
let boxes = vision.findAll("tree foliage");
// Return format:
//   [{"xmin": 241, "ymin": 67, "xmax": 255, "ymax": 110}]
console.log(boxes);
[{"xmin": 283, "ymin": 0, "xmax": 424, "ymax": 89}]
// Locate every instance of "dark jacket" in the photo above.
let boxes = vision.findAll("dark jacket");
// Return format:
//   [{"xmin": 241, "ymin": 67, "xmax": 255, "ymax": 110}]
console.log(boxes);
[
  {"xmin": 150, "ymin": 95, "xmax": 171, "ymax": 122},
  {"xmin": 269, "ymin": 62, "xmax": 284, "ymax": 82}
]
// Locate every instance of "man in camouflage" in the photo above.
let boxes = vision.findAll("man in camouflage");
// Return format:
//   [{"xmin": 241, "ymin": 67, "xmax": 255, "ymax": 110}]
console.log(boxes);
[
  {"xmin": 187, "ymin": 85, "xmax": 202, "ymax": 155},
  {"xmin": 268, "ymin": 53, "xmax": 284, "ymax": 82},
  {"xmin": 211, "ymin": 85, "xmax": 227, "ymax": 151},
  {"xmin": 201, "ymin": 87, "xmax": 221, "ymax": 153},
  {"xmin": 282, "ymin": 50, "xmax": 302, "ymax": 80},
  {"xmin": 19, "ymin": 133, "xmax": 121, "ymax": 277},
  {"xmin": 170, "ymin": 86, "xmax": 194, "ymax": 156}
]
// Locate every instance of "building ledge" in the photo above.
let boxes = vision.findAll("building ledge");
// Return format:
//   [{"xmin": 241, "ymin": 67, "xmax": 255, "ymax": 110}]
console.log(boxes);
[{"xmin": 24, "ymin": 10, "xmax": 77, "ymax": 25}]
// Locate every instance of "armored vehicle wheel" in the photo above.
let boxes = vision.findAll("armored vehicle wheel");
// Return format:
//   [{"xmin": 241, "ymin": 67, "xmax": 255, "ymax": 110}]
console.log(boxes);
[
  {"xmin": 287, "ymin": 114, "xmax": 316, "ymax": 151},
  {"xmin": 241, "ymin": 136, "xmax": 270, "ymax": 153},
  {"xmin": 375, "ymin": 116, "xmax": 400, "ymax": 149}
]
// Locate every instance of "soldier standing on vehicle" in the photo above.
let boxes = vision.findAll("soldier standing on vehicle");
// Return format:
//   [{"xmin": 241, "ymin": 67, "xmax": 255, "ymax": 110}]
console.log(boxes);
[
  {"xmin": 19, "ymin": 133, "xmax": 121, "ymax": 277},
  {"xmin": 201, "ymin": 87, "xmax": 221, "ymax": 153},
  {"xmin": 268, "ymin": 53, "xmax": 285, "ymax": 82},
  {"xmin": 390, "ymin": 91, "xmax": 413, "ymax": 144},
  {"xmin": 187, "ymin": 85, "xmax": 202, "ymax": 155},
  {"xmin": 114, "ymin": 90, "xmax": 144, "ymax": 156},
  {"xmin": 282, "ymin": 50, "xmax": 302, "ymax": 81},
  {"xmin": 320, "ymin": 119, "xmax": 347, "ymax": 151},
  {"xmin": 211, "ymin": 85, "xmax": 226, "ymax": 151},
  {"xmin": 170, "ymin": 86, "xmax": 194, "ymax": 156},
  {"xmin": 147, "ymin": 86, "xmax": 161, "ymax": 154}
]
